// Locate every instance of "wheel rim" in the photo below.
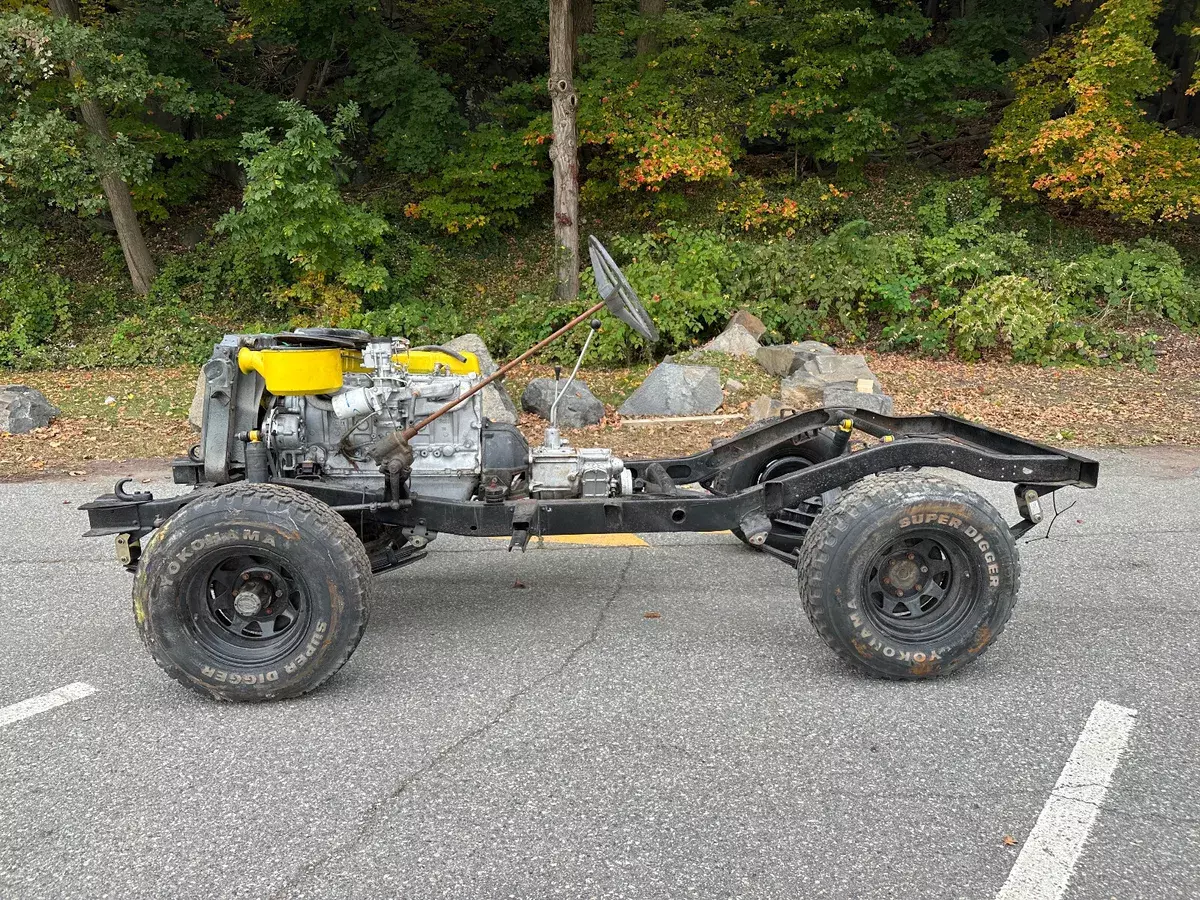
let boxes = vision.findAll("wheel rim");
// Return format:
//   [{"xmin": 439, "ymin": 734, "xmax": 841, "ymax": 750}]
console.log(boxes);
[
  {"xmin": 861, "ymin": 530, "xmax": 977, "ymax": 643},
  {"xmin": 183, "ymin": 549, "xmax": 312, "ymax": 667}
]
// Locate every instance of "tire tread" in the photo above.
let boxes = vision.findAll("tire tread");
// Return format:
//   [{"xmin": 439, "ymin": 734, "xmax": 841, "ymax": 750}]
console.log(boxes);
[
  {"xmin": 134, "ymin": 482, "xmax": 372, "ymax": 701},
  {"xmin": 796, "ymin": 472, "xmax": 1021, "ymax": 680}
]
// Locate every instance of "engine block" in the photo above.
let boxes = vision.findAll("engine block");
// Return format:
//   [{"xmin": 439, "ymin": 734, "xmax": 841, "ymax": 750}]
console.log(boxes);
[{"xmin": 261, "ymin": 340, "xmax": 484, "ymax": 501}]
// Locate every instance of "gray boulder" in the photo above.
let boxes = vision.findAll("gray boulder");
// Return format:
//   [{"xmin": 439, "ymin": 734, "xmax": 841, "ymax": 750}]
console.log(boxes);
[
  {"xmin": 802, "ymin": 352, "xmax": 880, "ymax": 391},
  {"xmin": 481, "ymin": 384, "xmax": 519, "ymax": 425},
  {"xmin": 755, "ymin": 341, "xmax": 835, "ymax": 376},
  {"xmin": 749, "ymin": 395, "xmax": 786, "ymax": 422},
  {"xmin": 700, "ymin": 322, "xmax": 761, "ymax": 357},
  {"xmin": 823, "ymin": 384, "xmax": 894, "ymax": 415},
  {"xmin": 444, "ymin": 333, "xmax": 518, "ymax": 423},
  {"xmin": 0, "ymin": 385, "xmax": 59, "ymax": 435},
  {"xmin": 729, "ymin": 309, "xmax": 767, "ymax": 340},
  {"xmin": 189, "ymin": 370, "xmax": 206, "ymax": 431},
  {"xmin": 521, "ymin": 377, "xmax": 605, "ymax": 428},
  {"xmin": 724, "ymin": 378, "xmax": 745, "ymax": 392},
  {"xmin": 779, "ymin": 371, "xmax": 826, "ymax": 410},
  {"xmin": 618, "ymin": 363, "xmax": 723, "ymax": 416}
]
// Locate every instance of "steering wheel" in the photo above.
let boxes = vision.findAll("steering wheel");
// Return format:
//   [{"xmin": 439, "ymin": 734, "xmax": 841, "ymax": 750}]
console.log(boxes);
[{"xmin": 588, "ymin": 236, "xmax": 659, "ymax": 343}]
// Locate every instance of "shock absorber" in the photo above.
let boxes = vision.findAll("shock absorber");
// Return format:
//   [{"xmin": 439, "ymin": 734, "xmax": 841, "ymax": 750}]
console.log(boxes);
[
  {"xmin": 237, "ymin": 431, "xmax": 269, "ymax": 483},
  {"xmin": 831, "ymin": 417, "xmax": 854, "ymax": 456}
]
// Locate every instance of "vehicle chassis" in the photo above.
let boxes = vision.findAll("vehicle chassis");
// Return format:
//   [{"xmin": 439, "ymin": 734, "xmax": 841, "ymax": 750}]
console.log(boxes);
[{"xmin": 84, "ymin": 404, "xmax": 1099, "ymax": 571}]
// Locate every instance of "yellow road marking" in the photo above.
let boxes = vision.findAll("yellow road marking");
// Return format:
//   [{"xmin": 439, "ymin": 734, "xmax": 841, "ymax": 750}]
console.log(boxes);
[{"xmin": 490, "ymin": 533, "xmax": 649, "ymax": 547}]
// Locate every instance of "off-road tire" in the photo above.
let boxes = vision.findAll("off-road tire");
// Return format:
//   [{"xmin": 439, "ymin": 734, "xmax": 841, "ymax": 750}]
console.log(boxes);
[
  {"xmin": 709, "ymin": 423, "xmax": 841, "ymax": 554},
  {"xmin": 133, "ymin": 483, "xmax": 372, "ymax": 701},
  {"xmin": 797, "ymin": 473, "xmax": 1019, "ymax": 680}
]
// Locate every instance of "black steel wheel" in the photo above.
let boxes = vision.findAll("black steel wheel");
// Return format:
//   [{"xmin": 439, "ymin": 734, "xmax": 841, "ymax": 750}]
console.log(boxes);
[
  {"xmin": 797, "ymin": 473, "xmax": 1019, "ymax": 679},
  {"xmin": 187, "ymin": 554, "xmax": 311, "ymax": 666},
  {"xmin": 860, "ymin": 533, "xmax": 975, "ymax": 643},
  {"xmin": 709, "ymin": 423, "xmax": 841, "ymax": 555},
  {"xmin": 133, "ymin": 483, "xmax": 371, "ymax": 701}
]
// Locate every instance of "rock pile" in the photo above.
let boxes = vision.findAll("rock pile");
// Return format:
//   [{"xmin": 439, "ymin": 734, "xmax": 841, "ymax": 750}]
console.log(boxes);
[{"xmin": 614, "ymin": 310, "xmax": 893, "ymax": 419}]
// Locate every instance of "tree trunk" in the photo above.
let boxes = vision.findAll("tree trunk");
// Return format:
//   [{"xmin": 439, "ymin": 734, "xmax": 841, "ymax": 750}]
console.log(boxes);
[
  {"xmin": 573, "ymin": 0, "xmax": 596, "ymax": 42},
  {"xmin": 637, "ymin": 0, "xmax": 666, "ymax": 57},
  {"xmin": 549, "ymin": 0, "xmax": 580, "ymax": 302},
  {"xmin": 573, "ymin": 0, "xmax": 595, "ymax": 61},
  {"xmin": 290, "ymin": 59, "xmax": 318, "ymax": 102},
  {"xmin": 48, "ymin": 0, "xmax": 157, "ymax": 295}
]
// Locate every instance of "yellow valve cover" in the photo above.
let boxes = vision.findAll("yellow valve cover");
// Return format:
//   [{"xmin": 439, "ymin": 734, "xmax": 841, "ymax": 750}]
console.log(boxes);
[{"xmin": 239, "ymin": 345, "xmax": 481, "ymax": 396}]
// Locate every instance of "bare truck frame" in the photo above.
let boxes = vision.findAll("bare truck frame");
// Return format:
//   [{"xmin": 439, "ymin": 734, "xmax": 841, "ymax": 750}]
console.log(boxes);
[{"xmin": 82, "ymin": 238, "xmax": 1098, "ymax": 702}]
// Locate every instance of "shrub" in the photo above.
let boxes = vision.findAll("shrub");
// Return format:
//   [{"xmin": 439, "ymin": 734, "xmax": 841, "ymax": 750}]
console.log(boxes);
[
  {"xmin": 915, "ymin": 178, "xmax": 1032, "ymax": 298},
  {"xmin": 732, "ymin": 222, "xmax": 920, "ymax": 342},
  {"xmin": 217, "ymin": 102, "xmax": 389, "ymax": 294},
  {"xmin": 717, "ymin": 177, "xmax": 845, "ymax": 236},
  {"xmin": 404, "ymin": 123, "xmax": 550, "ymax": 240},
  {"xmin": 949, "ymin": 275, "xmax": 1066, "ymax": 363},
  {"xmin": 1055, "ymin": 238, "xmax": 1200, "ymax": 325}
]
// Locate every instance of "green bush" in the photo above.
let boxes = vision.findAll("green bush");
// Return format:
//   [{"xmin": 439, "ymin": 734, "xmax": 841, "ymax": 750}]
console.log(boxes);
[
  {"xmin": 0, "ymin": 226, "xmax": 71, "ymax": 369},
  {"xmin": 405, "ymin": 123, "xmax": 550, "ymax": 240},
  {"xmin": 949, "ymin": 275, "xmax": 1066, "ymax": 363},
  {"xmin": 217, "ymin": 102, "xmax": 389, "ymax": 295},
  {"xmin": 915, "ymin": 177, "xmax": 1032, "ymax": 298},
  {"xmin": 732, "ymin": 222, "xmax": 919, "ymax": 342},
  {"xmin": 0, "ymin": 271, "xmax": 72, "ymax": 369},
  {"xmin": 1055, "ymin": 238, "xmax": 1200, "ymax": 326}
]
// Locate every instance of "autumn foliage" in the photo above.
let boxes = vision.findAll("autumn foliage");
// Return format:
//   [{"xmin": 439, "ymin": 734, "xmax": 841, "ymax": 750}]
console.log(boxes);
[{"xmin": 989, "ymin": 0, "xmax": 1200, "ymax": 223}]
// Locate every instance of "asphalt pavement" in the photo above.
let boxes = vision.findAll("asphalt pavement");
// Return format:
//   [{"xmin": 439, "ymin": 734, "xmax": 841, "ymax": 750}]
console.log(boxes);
[{"xmin": 1, "ymin": 448, "xmax": 1197, "ymax": 899}]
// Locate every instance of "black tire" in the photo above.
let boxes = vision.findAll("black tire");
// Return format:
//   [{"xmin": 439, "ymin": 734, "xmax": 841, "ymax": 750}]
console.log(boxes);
[
  {"xmin": 797, "ymin": 473, "xmax": 1019, "ymax": 680},
  {"xmin": 133, "ymin": 483, "xmax": 372, "ymax": 701},
  {"xmin": 709, "ymin": 423, "xmax": 842, "ymax": 555}
]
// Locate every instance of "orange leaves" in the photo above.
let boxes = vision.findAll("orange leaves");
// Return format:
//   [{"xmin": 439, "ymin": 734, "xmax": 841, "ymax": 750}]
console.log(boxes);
[{"xmin": 990, "ymin": 0, "xmax": 1200, "ymax": 223}]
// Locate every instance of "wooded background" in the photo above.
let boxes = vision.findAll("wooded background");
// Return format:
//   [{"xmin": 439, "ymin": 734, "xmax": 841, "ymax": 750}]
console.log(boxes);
[{"xmin": 2, "ymin": 0, "xmax": 1199, "ymax": 371}]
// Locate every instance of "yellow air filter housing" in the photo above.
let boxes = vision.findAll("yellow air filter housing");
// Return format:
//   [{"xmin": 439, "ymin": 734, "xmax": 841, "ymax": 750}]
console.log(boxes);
[{"xmin": 238, "ymin": 347, "xmax": 347, "ymax": 396}]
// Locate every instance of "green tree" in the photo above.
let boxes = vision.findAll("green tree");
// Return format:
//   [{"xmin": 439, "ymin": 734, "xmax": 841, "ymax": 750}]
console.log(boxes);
[
  {"xmin": 988, "ymin": 0, "xmax": 1200, "ymax": 223},
  {"xmin": 217, "ymin": 101, "xmax": 388, "ymax": 296},
  {"xmin": 0, "ymin": 2, "xmax": 201, "ymax": 292}
]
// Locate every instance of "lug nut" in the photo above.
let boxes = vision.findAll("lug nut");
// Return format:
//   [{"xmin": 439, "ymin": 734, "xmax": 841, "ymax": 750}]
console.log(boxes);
[{"xmin": 921, "ymin": 566, "xmax": 928, "ymax": 573}]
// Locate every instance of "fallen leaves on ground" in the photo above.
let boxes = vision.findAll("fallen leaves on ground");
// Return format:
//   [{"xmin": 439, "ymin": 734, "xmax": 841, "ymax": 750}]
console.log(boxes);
[
  {"xmin": 867, "ymin": 332, "xmax": 1200, "ymax": 447},
  {"xmin": 3, "ymin": 334, "xmax": 1199, "ymax": 479}
]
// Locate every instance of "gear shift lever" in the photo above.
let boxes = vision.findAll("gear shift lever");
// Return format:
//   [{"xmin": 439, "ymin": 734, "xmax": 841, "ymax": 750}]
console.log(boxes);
[{"xmin": 545, "ymin": 319, "xmax": 602, "ymax": 450}]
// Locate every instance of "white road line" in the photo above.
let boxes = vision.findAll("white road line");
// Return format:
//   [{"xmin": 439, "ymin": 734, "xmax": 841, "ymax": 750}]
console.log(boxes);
[
  {"xmin": 0, "ymin": 682, "xmax": 97, "ymax": 729},
  {"xmin": 996, "ymin": 699, "xmax": 1138, "ymax": 900}
]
